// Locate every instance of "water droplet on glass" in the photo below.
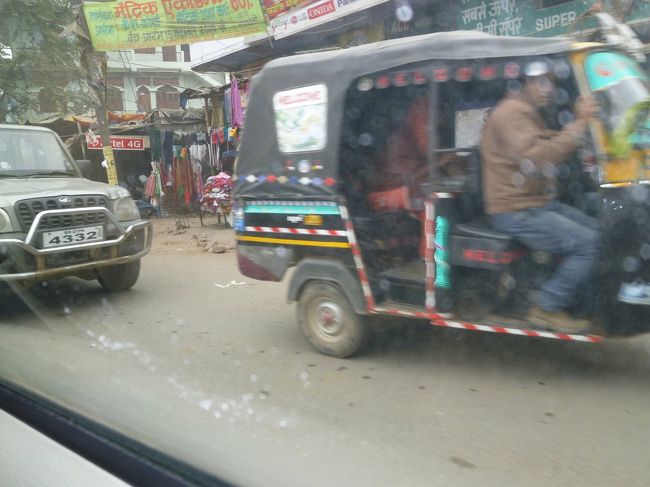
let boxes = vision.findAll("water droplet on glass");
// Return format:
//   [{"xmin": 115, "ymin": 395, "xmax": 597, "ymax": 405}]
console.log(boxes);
[
  {"xmin": 542, "ymin": 162, "xmax": 556, "ymax": 179},
  {"xmin": 634, "ymin": 208, "xmax": 647, "ymax": 224},
  {"xmin": 557, "ymin": 110, "xmax": 573, "ymax": 126},
  {"xmin": 640, "ymin": 243, "xmax": 650, "ymax": 260},
  {"xmin": 395, "ymin": 0, "xmax": 413, "ymax": 22},
  {"xmin": 63, "ymin": 306, "xmax": 71, "ymax": 314},
  {"xmin": 520, "ymin": 159, "xmax": 535, "ymax": 175},
  {"xmin": 553, "ymin": 59, "xmax": 571, "ymax": 79},
  {"xmin": 623, "ymin": 256, "xmax": 641, "ymax": 273},
  {"xmin": 507, "ymin": 79, "xmax": 521, "ymax": 93},
  {"xmin": 347, "ymin": 107, "xmax": 362, "ymax": 119},
  {"xmin": 199, "ymin": 399, "xmax": 213, "ymax": 411},
  {"xmin": 300, "ymin": 372, "xmax": 309, "ymax": 380},
  {"xmin": 279, "ymin": 419, "xmax": 288, "ymax": 428},
  {"xmin": 553, "ymin": 88, "xmax": 569, "ymax": 105},
  {"xmin": 358, "ymin": 133, "xmax": 374, "ymax": 146},
  {"xmin": 250, "ymin": 374, "xmax": 258, "ymax": 383},
  {"xmin": 511, "ymin": 172, "xmax": 525, "ymax": 188}
]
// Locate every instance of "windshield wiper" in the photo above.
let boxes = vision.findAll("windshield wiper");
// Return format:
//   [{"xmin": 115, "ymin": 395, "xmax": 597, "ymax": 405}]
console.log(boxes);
[
  {"xmin": 0, "ymin": 173, "xmax": 22, "ymax": 178},
  {"xmin": 24, "ymin": 170, "xmax": 76, "ymax": 178}
]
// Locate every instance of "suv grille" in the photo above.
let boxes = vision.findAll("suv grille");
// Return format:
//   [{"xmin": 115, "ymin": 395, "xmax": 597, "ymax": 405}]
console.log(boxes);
[{"xmin": 15, "ymin": 195, "xmax": 109, "ymax": 231}]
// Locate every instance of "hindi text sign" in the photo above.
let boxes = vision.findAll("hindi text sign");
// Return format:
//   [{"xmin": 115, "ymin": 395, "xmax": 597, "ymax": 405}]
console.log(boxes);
[{"xmin": 83, "ymin": 0, "xmax": 266, "ymax": 50}]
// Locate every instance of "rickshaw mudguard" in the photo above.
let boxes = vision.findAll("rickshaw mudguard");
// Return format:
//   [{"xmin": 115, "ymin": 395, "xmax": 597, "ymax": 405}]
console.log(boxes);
[{"xmin": 288, "ymin": 258, "xmax": 368, "ymax": 315}]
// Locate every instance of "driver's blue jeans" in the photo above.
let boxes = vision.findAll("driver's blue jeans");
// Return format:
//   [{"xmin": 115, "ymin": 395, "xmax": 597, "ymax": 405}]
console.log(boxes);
[{"xmin": 491, "ymin": 201, "xmax": 601, "ymax": 312}]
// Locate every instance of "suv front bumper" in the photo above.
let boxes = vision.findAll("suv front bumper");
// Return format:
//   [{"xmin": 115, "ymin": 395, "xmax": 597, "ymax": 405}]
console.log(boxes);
[{"xmin": 0, "ymin": 207, "xmax": 153, "ymax": 281}]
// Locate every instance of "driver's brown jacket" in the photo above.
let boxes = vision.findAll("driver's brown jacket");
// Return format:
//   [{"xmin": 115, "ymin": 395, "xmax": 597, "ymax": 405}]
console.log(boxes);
[{"xmin": 480, "ymin": 93, "xmax": 584, "ymax": 215}]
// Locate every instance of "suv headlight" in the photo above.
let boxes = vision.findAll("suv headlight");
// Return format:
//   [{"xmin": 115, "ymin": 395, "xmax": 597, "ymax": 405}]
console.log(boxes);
[
  {"xmin": 0, "ymin": 209, "xmax": 12, "ymax": 232},
  {"xmin": 113, "ymin": 197, "xmax": 140, "ymax": 221},
  {"xmin": 107, "ymin": 187, "xmax": 131, "ymax": 200}
]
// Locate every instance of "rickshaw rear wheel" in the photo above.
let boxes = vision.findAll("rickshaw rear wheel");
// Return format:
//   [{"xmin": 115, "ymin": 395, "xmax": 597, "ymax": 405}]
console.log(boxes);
[{"xmin": 297, "ymin": 281, "xmax": 369, "ymax": 358}]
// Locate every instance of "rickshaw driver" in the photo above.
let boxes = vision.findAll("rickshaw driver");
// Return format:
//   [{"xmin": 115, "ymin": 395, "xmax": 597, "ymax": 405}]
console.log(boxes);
[{"xmin": 480, "ymin": 61, "xmax": 601, "ymax": 333}]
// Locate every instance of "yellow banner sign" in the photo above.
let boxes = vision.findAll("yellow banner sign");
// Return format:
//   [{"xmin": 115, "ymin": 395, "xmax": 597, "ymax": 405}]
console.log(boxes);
[{"xmin": 83, "ymin": 0, "xmax": 267, "ymax": 51}]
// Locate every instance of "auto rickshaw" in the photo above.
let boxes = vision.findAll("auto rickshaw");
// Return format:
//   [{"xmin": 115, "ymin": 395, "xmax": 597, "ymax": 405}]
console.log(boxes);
[{"xmin": 232, "ymin": 29, "xmax": 650, "ymax": 357}]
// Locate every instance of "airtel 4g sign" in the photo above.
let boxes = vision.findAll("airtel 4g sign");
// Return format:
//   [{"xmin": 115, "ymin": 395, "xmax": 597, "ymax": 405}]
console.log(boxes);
[{"xmin": 86, "ymin": 135, "xmax": 148, "ymax": 151}]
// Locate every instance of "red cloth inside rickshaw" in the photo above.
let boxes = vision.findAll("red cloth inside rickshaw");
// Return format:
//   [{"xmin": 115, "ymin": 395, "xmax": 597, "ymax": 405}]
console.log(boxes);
[{"xmin": 369, "ymin": 98, "xmax": 430, "ymax": 257}]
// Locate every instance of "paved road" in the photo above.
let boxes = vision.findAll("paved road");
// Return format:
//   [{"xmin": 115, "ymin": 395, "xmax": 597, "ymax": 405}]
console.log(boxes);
[{"xmin": 2, "ymin": 251, "xmax": 650, "ymax": 487}]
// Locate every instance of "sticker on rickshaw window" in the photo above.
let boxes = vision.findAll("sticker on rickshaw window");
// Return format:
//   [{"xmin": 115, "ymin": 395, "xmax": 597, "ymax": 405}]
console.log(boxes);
[
  {"xmin": 585, "ymin": 52, "xmax": 648, "ymax": 92},
  {"xmin": 273, "ymin": 84, "xmax": 327, "ymax": 153}
]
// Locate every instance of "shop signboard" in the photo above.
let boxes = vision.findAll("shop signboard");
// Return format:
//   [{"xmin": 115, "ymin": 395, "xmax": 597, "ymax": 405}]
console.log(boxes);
[
  {"xmin": 457, "ymin": 0, "xmax": 650, "ymax": 38},
  {"xmin": 83, "ymin": 0, "xmax": 266, "ymax": 51},
  {"xmin": 86, "ymin": 135, "xmax": 149, "ymax": 151},
  {"xmin": 263, "ymin": 0, "xmax": 320, "ymax": 20},
  {"xmin": 269, "ymin": 0, "xmax": 390, "ymax": 40}
]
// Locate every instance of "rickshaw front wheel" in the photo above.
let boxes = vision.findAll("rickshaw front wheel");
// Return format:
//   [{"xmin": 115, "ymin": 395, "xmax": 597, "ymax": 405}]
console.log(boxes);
[{"xmin": 297, "ymin": 281, "xmax": 369, "ymax": 358}]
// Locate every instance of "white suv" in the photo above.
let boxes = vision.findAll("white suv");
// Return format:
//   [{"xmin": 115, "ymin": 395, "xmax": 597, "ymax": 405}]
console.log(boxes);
[{"xmin": 0, "ymin": 124, "xmax": 152, "ymax": 291}]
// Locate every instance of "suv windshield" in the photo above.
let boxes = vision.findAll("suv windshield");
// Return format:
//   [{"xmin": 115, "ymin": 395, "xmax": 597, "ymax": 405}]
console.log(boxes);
[{"xmin": 0, "ymin": 130, "xmax": 76, "ymax": 176}]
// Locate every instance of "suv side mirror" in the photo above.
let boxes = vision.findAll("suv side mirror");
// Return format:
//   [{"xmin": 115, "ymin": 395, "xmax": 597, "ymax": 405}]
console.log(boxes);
[{"xmin": 75, "ymin": 160, "xmax": 93, "ymax": 179}]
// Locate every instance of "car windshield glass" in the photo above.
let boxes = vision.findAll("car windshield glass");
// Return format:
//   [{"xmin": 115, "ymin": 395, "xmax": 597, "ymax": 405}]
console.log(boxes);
[
  {"xmin": 4, "ymin": 3, "xmax": 650, "ymax": 487},
  {"xmin": 0, "ymin": 130, "xmax": 75, "ymax": 175}
]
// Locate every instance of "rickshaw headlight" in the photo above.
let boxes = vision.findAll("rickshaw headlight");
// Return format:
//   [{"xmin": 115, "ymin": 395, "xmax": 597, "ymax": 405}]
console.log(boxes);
[{"xmin": 232, "ymin": 202, "xmax": 245, "ymax": 232}]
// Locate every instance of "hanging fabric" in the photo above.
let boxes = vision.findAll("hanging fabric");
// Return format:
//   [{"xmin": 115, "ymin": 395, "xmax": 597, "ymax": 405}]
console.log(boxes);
[
  {"xmin": 162, "ymin": 131, "xmax": 174, "ymax": 167},
  {"xmin": 211, "ymin": 94, "xmax": 224, "ymax": 128},
  {"xmin": 231, "ymin": 75, "xmax": 244, "ymax": 128},
  {"xmin": 149, "ymin": 129, "xmax": 162, "ymax": 162}
]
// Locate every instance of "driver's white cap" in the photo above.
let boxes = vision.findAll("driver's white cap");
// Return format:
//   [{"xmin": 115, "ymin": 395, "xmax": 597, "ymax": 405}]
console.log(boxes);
[{"xmin": 524, "ymin": 61, "xmax": 550, "ymax": 77}]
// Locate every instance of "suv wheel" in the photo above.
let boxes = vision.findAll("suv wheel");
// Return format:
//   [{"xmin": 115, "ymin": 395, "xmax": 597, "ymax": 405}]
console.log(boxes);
[{"xmin": 97, "ymin": 260, "xmax": 141, "ymax": 292}]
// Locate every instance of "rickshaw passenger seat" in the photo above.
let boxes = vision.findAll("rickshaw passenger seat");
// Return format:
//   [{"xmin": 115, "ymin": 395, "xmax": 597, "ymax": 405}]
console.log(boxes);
[{"xmin": 453, "ymin": 223, "xmax": 512, "ymax": 241}]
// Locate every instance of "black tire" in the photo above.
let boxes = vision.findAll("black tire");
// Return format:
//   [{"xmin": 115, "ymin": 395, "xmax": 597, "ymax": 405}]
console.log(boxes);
[
  {"xmin": 297, "ymin": 281, "xmax": 369, "ymax": 358},
  {"xmin": 97, "ymin": 259, "xmax": 141, "ymax": 292}
]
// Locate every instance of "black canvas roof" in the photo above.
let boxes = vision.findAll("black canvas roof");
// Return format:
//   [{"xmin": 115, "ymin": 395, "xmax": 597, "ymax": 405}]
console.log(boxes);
[{"xmin": 234, "ymin": 31, "xmax": 573, "ymax": 199}]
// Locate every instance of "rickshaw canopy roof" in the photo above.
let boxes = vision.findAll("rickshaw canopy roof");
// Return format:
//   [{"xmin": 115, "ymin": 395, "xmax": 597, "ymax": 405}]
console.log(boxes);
[{"xmin": 234, "ymin": 31, "xmax": 575, "ymax": 200}]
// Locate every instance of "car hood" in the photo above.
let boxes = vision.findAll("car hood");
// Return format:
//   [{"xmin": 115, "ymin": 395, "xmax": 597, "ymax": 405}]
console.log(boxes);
[{"xmin": 0, "ymin": 177, "xmax": 116, "ymax": 207}]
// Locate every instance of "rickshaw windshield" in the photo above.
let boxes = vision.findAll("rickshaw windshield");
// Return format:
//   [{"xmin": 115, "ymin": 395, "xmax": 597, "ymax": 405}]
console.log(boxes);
[{"xmin": 585, "ymin": 51, "xmax": 650, "ymax": 131}]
